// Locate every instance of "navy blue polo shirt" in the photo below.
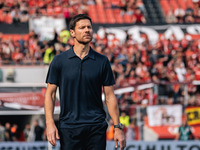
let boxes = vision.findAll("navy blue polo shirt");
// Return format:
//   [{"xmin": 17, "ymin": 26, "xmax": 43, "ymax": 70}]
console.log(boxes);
[{"xmin": 46, "ymin": 47, "xmax": 115, "ymax": 128}]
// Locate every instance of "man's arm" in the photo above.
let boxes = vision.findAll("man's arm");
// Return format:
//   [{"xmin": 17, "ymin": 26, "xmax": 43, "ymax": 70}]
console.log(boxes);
[
  {"xmin": 44, "ymin": 83, "xmax": 60, "ymax": 146},
  {"xmin": 103, "ymin": 85, "xmax": 126, "ymax": 150},
  {"xmin": 175, "ymin": 132, "xmax": 180, "ymax": 140},
  {"xmin": 175, "ymin": 127, "xmax": 180, "ymax": 140}
]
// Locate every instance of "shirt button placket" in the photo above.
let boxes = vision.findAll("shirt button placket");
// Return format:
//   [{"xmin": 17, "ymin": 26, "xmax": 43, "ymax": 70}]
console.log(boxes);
[{"xmin": 79, "ymin": 60, "xmax": 83, "ymax": 83}]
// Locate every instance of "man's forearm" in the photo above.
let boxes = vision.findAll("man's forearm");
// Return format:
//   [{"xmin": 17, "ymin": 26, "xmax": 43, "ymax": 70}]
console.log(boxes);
[
  {"xmin": 106, "ymin": 95, "xmax": 120, "ymax": 125},
  {"xmin": 44, "ymin": 84, "xmax": 59, "ymax": 146},
  {"xmin": 44, "ymin": 92, "xmax": 56, "ymax": 125},
  {"xmin": 104, "ymin": 86, "xmax": 120, "ymax": 125}
]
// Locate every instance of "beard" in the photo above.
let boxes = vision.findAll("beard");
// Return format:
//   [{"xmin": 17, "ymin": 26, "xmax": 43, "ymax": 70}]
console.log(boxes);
[
  {"xmin": 78, "ymin": 40, "xmax": 91, "ymax": 45},
  {"xmin": 76, "ymin": 35, "xmax": 93, "ymax": 45}
]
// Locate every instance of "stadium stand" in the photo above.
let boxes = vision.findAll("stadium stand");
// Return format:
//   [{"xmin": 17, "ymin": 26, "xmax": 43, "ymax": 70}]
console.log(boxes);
[{"xmin": 0, "ymin": 0, "xmax": 200, "ymax": 143}]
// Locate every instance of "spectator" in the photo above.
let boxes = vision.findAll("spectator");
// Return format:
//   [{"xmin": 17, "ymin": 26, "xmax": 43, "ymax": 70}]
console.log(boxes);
[
  {"xmin": 195, "ymin": 92, "xmax": 200, "ymax": 106},
  {"xmin": 194, "ymin": 63, "xmax": 200, "ymax": 91},
  {"xmin": 124, "ymin": 5, "xmax": 134, "ymax": 16},
  {"xmin": 11, "ymin": 8, "xmax": 20, "ymax": 24},
  {"xmin": 166, "ymin": 9, "xmax": 177, "ymax": 23},
  {"xmin": 194, "ymin": 9, "xmax": 200, "ymax": 23},
  {"xmin": 132, "ymin": 7, "xmax": 146, "ymax": 24},
  {"xmin": 174, "ymin": 59, "xmax": 186, "ymax": 82},
  {"xmin": 184, "ymin": 6, "xmax": 195, "ymax": 23},
  {"xmin": 11, "ymin": 124, "xmax": 20, "ymax": 141},
  {"xmin": 0, "ymin": 122, "xmax": 5, "ymax": 141},
  {"xmin": 11, "ymin": 47, "xmax": 24, "ymax": 64},
  {"xmin": 63, "ymin": 3, "xmax": 72, "ymax": 29},
  {"xmin": 43, "ymin": 44, "xmax": 55, "ymax": 64},
  {"xmin": 58, "ymin": 29, "xmax": 71, "ymax": 47},
  {"xmin": 136, "ymin": 0, "xmax": 145, "ymax": 13},
  {"xmin": 126, "ymin": 119, "xmax": 136, "ymax": 141},
  {"xmin": 4, "ymin": 122, "xmax": 12, "ymax": 141},
  {"xmin": 175, "ymin": 117, "xmax": 196, "ymax": 140},
  {"xmin": 174, "ymin": 5, "xmax": 185, "ymax": 23},
  {"xmin": 18, "ymin": 35, "xmax": 25, "ymax": 52},
  {"xmin": 119, "ymin": 111, "xmax": 130, "ymax": 127},
  {"xmin": 194, "ymin": 63, "xmax": 200, "ymax": 80},
  {"xmin": 24, "ymin": 124, "xmax": 31, "ymax": 141},
  {"xmin": 116, "ymin": 47, "xmax": 128, "ymax": 65},
  {"xmin": 33, "ymin": 120, "xmax": 44, "ymax": 141}
]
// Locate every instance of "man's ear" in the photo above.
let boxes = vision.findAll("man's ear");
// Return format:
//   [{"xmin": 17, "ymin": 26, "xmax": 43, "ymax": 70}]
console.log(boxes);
[{"xmin": 70, "ymin": 29, "xmax": 75, "ymax": 38}]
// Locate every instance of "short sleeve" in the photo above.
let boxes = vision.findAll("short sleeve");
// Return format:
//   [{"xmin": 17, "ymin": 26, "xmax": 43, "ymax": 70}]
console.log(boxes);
[
  {"xmin": 46, "ymin": 56, "xmax": 60, "ymax": 86},
  {"xmin": 102, "ymin": 57, "xmax": 115, "ymax": 86}
]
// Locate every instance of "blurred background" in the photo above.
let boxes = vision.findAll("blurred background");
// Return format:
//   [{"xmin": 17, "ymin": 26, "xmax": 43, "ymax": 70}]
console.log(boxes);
[{"xmin": 0, "ymin": 0, "xmax": 200, "ymax": 149}]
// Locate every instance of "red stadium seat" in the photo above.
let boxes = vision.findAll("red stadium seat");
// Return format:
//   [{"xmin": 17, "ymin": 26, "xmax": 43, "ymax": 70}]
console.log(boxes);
[
  {"xmin": 113, "ymin": 9, "xmax": 123, "ymax": 23},
  {"xmin": 98, "ymin": 14, "xmax": 107, "ymax": 23},
  {"xmin": 186, "ymin": 0, "xmax": 194, "ymax": 9},
  {"xmin": 110, "ymin": 0, "xmax": 121, "ymax": 7},
  {"xmin": 103, "ymin": 0, "xmax": 111, "ymax": 7},
  {"xmin": 96, "ymin": 4, "xmax": 107, "ymax": 23},
  {"xmin": 105, "ymin": 8, "xmax": 116, "ymax": 24},
  {"xmin": 177, "ymin": 0, "xmax": 186, "ymax": 10},
  {"xmin": 169, "ymin": 0, "xmax": 178, "ymax": 11},
  {"xmin": 0, "ymin": 10, "xmax": 5, "ymax": 22},
  {"xmin": 4, "ymin": 13, "xmax": 13, "ymax": 24},
  {"xmin": 2, "ymin": 34, "xmax": 29, "ymax": 41},
  {"xmin": 90, "ymin": 15, "xmax": 98, "ymax": 23},
  {"xmin": 88, "ymin": 5, "xmax": 98, "ymax": 23},
  {"xmin": 123, "ymin": 14, "xmax": 132, "ymax": 23},
  {"xmin": 160, "ymin": 0, "xmax": 170, "ymax": 15}
]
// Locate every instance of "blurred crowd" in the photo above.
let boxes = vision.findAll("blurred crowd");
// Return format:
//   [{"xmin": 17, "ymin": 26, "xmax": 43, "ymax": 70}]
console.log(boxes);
[
  {"xmin": 0, "ymin": 0, "xmax": 199, "ymax": 24},
  {"xmin": 1, "ymin": 27, "xmax": 200, "ymax": 106},
  {"xmin": 165, "ymin": 0, "xmax": 200, "ymax": 23},
  {"xmin": 0, "ymin": 0, "xmax": 146, "ymax": 24},
  {"xmin": 0, "ymin": 117, "xmax": 137, "ymax": 142},
  {"xmin": 0, "ymin": 120, "xmax": 46, "ymax": 142},
  {"xmin": 1, "ymin": 30, "xmax": 200, "ymax": 141}
]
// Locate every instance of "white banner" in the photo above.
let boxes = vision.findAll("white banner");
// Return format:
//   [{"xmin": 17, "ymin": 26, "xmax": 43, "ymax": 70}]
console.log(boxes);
[
  {"xmin": 97, "ymin": 24, "xmax": 200, "ymax": 45},
  {"xmin": 29, "ymin": 16, "xmax": 66, "ymax": 41},
  {"xmin": 147, "ymin": 105, "xmax": 182, "ymax": 126}
]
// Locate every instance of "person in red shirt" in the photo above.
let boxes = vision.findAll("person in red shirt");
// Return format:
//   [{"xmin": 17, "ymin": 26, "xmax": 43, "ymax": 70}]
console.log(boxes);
[
  {"xmin": 11, "ymin": 47, "xmax": 23, "ymax": 63},
  {"xmin": 185, "ymin": 68, "xmax": 196, "ymax": 96},
  {"xmin": 194, "ymin": 63, "xmax": 200, "ymax": 80},
  {"xmin": 132, "ymin": 7, "xmax": 146, "ymax": 24}
]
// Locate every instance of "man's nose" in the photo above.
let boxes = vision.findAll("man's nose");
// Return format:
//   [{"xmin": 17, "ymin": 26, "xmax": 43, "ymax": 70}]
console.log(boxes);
[{"xmin": 85, "ymin": 27, "xmax": 90, "ymax": 32}]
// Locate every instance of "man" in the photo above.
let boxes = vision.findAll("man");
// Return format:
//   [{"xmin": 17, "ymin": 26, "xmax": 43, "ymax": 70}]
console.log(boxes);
[
  {"xmin": 4, "ymin": 122, "xmax": 12, "ymax": 141},
  {"xmin": 0, "ymin": 122, "xmax": 5, "ymax": 141},
  {"xmin": 175, "ymin": 117, "xmax": 195, "ymax": 141},
  {"xmin": 45, "ymin": 14, "xmax": 126, "ymax": 150},
  {"xmin": 126, "ymin": 119, "xmax": 136, "ymax": 141},
  {"xmin": 34, "ymin": 120, "xmax": 44, "ymax": 141}
]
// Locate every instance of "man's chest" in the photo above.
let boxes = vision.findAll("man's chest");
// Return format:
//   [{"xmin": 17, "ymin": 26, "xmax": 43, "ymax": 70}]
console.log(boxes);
[{"xmin": 60, "ymin": 59, "xmax": 103, "ymax": 82}]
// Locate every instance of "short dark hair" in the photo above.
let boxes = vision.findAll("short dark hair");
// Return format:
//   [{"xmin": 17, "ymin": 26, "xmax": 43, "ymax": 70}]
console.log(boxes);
[{"xmin": 69, "ymin": 14, "xmax": 92, "ymax": 30}]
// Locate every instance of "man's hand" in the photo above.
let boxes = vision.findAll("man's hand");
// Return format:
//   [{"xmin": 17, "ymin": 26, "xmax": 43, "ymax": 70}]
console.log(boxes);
[
  {"xmin": 46, "ymin": 123, "xmax": 60, "ymax": 146},
  {"xmin": 114, "ymin": 128, "xmax": 126, "ymax": 150}
]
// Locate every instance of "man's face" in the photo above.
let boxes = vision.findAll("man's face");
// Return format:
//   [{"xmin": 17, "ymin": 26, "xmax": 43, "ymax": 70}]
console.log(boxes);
[{"xmin": 71, "ymin": 19, "xmax": 93, "ymax": 44}]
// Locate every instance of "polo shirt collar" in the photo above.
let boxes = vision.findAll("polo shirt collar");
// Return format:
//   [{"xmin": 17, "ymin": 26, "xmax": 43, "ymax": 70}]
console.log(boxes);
[
  {"xmin": 67, "ymin": 47, "xmax": 76, "ymax": 59},
  {"xmin": 67, "ymin": 46, "xmax": 95, "ymax": 60}
]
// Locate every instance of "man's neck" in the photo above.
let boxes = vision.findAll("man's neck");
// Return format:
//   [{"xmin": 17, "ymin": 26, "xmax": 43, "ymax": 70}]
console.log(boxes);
[{"xmin": 73, "ymin": 43, "xmax": 90, "ymax": 60}]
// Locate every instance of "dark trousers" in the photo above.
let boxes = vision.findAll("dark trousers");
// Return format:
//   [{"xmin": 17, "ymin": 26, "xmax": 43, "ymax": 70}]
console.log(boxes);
[{"xmin": 59, "ymin": 122, "xmax": 108, "ymax": 150}]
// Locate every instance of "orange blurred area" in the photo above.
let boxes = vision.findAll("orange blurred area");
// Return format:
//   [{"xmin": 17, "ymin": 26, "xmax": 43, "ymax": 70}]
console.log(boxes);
[{"xmin": 1, "ymin": 34, "xmax": 29, "ymax": 41}]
